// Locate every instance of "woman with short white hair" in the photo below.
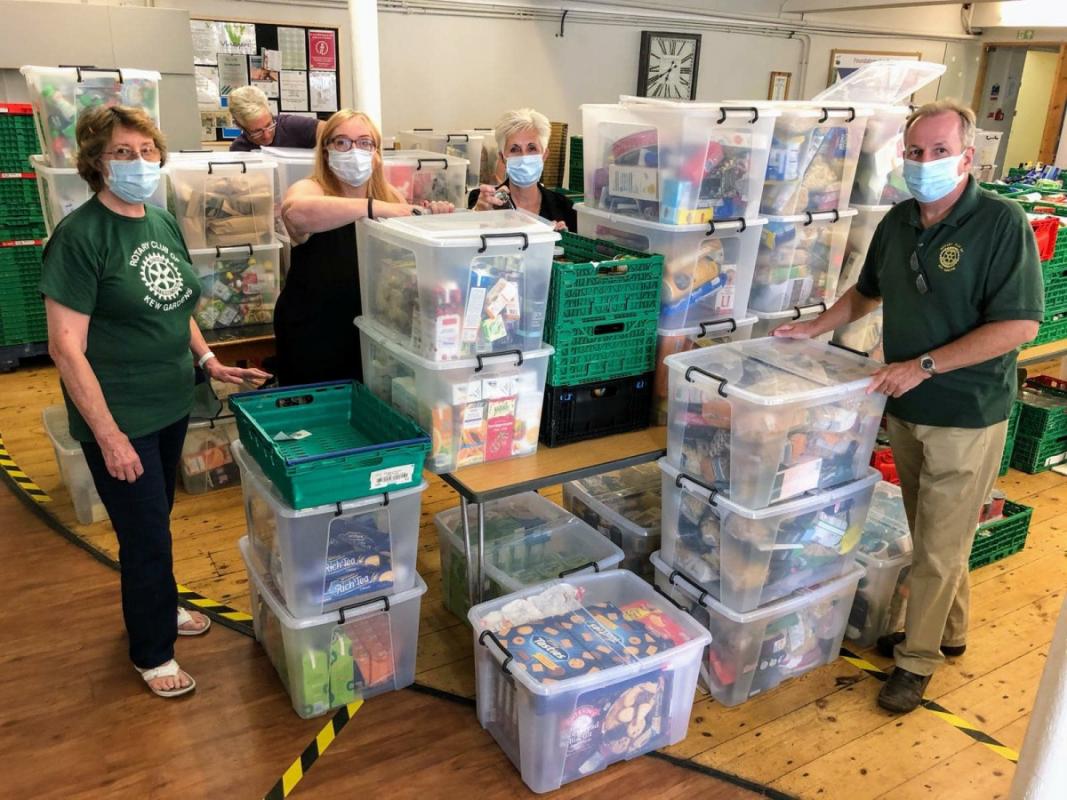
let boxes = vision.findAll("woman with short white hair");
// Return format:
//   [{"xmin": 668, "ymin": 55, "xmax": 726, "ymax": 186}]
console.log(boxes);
[
  {"xmin": 227, "ymin": 86, "xmax": 324, "ymax": 151},
  {"xmin": 469, "ymin": 108, "xmax": 576, "ymax": 231}
]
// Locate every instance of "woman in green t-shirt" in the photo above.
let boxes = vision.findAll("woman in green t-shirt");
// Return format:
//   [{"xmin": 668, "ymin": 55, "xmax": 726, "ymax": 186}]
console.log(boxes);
[{"xmin": 39, "ymin": 106, "xmax": 269, "ymax": 699}]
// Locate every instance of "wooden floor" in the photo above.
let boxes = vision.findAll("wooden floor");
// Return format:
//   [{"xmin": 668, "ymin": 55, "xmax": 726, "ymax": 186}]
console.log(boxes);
[{"xmin": 2, "ymin": 358, "xmax": 1065, "ymax": 799}]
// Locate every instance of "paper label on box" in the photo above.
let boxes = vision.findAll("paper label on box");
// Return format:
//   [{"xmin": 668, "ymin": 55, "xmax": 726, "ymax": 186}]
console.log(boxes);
[
  {"xmin": 778, "ymin": 458, "xmax": 822, "ymax": 500},
  {"xmin": 810, "ymin": 508, "xmax": 848, "ymax": 550},
  {"xmin": 462, "ymin": 286, "xmax": 487, "ymax": 343},
  {"xmin": 608, "ymin": 165, "xmax": 659, "ymax": 201},
  {"xmin": 369, "ymin": 463, "xmax": 414, "ymax": 490},
  {"xmin": 483, "ymin": 376, "xmax": 518, "ymax": 400},
  {"xmin": 451, "ymin": 380, "xmax": 483, "ymax": 405},
  {"xmin": 434, "ymin": 314, "xmax": 461, "ymax": 360}
]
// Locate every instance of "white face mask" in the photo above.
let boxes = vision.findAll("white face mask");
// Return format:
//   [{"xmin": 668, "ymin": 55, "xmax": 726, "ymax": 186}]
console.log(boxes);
[{"xmin": 328, "ymin": 149, "xmax": 373, "ymax": 187}]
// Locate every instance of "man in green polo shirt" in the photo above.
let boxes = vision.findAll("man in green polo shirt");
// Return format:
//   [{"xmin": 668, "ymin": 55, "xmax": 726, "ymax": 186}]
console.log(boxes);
[{"xmin": 776, "ymin": 99, "xmax": 1044, "ymax": 713}]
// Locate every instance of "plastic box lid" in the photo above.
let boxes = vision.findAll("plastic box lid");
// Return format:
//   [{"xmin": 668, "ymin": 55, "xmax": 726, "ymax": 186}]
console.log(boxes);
[
  {"xmin": 664, "ymin": 336, "xmax": 881, "ymax": 406},
  {"xmin": 573, "ymin": 462, "xmax": 661, "ymax": 500},
  {"xmin": 468, "ymin": 570, "xmax": 710, "ymax": 697},
  {"xmin": 813, "ymin": 60, "xmax": 946, "ymax": 107},
  {"xmin": 41, "ymin": 404, "xmax": 78, "ymax": 454},
  {"xmin": 29, "ymin": 153, "xmax": 76, "ymax": 176},
  {"xmin": 240, "ymin": 536, "xmax": 427, "ymax": 630},
  {"xmin": 168, "ymin": 157, "xmax": 277, "ymax": 173},
  {"xmin": 751, "ymin": 303, "xmax": 827, "ymax": 322},
  {"xmin": 260, "ymin": 146, "xmax": 315, "ymax": 164},
  {"xmin": 852, "ymin": 203, "xmax": 896, "ymax": 214},
  {"xmin": 371, "ymin": 208, "xmax": 559, "ymax": 247},
  {"xmin": 576, "ymin": 202, "xmax": 765, "ymax": 235},
  {"xmin": 652, "ymin": 550, "xmax": 866, "ymax": 624},
  {"xmin": 763, "ymin": 208, "xmax": 858, "ymax": 225},
  {"xmin": 726, "ymin": 100, "xmax": 874, "ymax": 120},
  {"xmin": 613, "ymin": 96, "xmax": 783, "ymax": 119},
  {"xmin": 657, "ymin": 315, "xmax": 757, "ymax": 339},
  {"xmin": 400, "ymin": 129, "xmax": 485, "ymax": 143},
  {"xmin": 187, "ymin": 240, "xmax": 283, "ymax": 258},
  {"xmin": 382, "ymin": 149, "xmax": 469, "ymax": 169},
  {"xmin": 355, "ymin": 315, "xmax": 553, "ymax": 372},
  {"xmin": 20, "ymin": 65, "xmax": 161, "ymax": 82}
]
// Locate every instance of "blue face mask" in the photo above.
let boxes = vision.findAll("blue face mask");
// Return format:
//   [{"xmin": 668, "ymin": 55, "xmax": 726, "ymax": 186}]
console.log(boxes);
[
  {"xmin": 106, "ymin": 158, "xmax": 162, "ymax": 204},
  {"xmin": 902, "ymin": 154, "xmax": 966, "ymax": 203},
  {"xmin": 506, "ymin": 154, "xmax": 543, "ymax": 188}
]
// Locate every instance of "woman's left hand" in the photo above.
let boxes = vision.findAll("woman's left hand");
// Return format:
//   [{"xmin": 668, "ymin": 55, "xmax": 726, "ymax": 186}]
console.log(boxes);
[
  {"xmin": 420, "ymin": 200, "xmax": 455, "ymax": 215},
  {"xmin": 205, "ymin": 359, "xmax": 272, "ymax": 388}
]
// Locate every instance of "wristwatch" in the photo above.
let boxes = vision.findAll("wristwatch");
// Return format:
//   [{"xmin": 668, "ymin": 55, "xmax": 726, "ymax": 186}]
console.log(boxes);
[{"xmin": 919, "ymin": 353, "xmax": 937, "ymax": 375}]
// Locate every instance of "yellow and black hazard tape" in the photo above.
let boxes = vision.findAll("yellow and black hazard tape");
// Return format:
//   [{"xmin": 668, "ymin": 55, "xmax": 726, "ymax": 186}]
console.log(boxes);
[
  {"xmin": 0, "ymin": 434, "xmax": 50, "ymax": 503},
  {"xmin": 840, "ymin": 647, "xmax": 1019, "ymax": 763},
  {"xmin": 264, "ymin": 700, "xmax": 364, "ymax": 800},
  {"xmin": 177, "ymin": 583, "xmax": 253, "ymax": 629}
]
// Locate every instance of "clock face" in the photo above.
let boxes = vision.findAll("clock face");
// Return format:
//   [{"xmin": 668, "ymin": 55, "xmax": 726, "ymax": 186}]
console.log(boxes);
[{"xmin": 646, "ymin": 36, "xmax": 698, "ymax": 99}]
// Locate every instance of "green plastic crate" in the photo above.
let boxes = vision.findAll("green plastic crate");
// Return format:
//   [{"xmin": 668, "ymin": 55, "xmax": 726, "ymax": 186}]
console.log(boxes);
[
  {"xmin": 969, "ymin": 500, "xmax": 1032, "ymax": 570},
  {"xmin": 1017, "ymin": 378, "xmax": 1067, "ymax": 439},
  {"xmin": 545, "ymin": 232, "xmax": 662, "ymax": 328},
  {"xmin": 1010, "ymin": 431, "xmax": 1067, "ymax": 473},
  {"xmin": 568, "ymin": 136, "xmax": 583, "ymax": 193},
  {"xmin": 999, "ymin": 399, "xmax": 1022, "ymax": 476},
  {"xmin": 0, "ymin": 243, "xmax": 43, "ymax": 271},
  {"xmin": 229, "ymin": 380, "xmax": 431, "ymax": 510},
  {"xmin": 1043, "ymin": 280, "xmax": 1067, "ymax": 317},
  {"xmin": 1023, "ymin": 314, "xmax": 1067, "ymax": 348},
  {"xmin": 545, "ymin": 314, "xmax": 659, "ymax": 385},
  {"xmin": 0, "ymin": 266, "xmax": 42, "ymax": 295},
  {"xmin": 0, "ymin": 176, "xmax": 43, "ymax": 209},
  {"xmin": 0, "ymin": 220, "xmax": 46, "ymax": 241},
  {"xmin": 1017, "ymin": 200, "xmax": 1067, "ymax": 217}
]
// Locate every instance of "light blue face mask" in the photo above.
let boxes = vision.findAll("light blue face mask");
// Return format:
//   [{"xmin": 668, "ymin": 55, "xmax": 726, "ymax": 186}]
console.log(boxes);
[
  {"xmin": 902, "ymin": 154, "xmax": 966, "ymax": 203},
  {"xmin": 106, "ymin": 158, "xmax": 162, "ymax": 204},
  {"xmin": 506, "ymin": 154, "xmax": 544, "ymax": 188}
]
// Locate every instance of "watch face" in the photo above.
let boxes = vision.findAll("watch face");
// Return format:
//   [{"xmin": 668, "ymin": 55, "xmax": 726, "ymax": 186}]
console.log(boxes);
[
  {"xmin": 643, "ymin": 34, "xmax": 699, "ymax": 99},
  {"xmin": 921, "ymin": 356, "xmax": 935, "ymax": 371}
]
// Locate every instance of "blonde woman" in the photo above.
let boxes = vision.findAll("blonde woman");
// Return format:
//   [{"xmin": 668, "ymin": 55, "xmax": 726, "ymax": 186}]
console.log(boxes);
[
  {"xmin": 228, "ymin": 85, "xmax": 323, "ymax": 151},
  {"xmin": 276, "ymin": 109, "xmax": 453, "ymax": 385},
  {"xmin": 469, "ymin": 108, "xmax": 575, "ymax": 231}
]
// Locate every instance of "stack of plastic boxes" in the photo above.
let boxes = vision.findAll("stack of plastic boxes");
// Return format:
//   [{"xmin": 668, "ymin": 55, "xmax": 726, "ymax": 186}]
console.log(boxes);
[
  {"xmin": 167, "ymin": 153, "xmax": 282, "ymax": 332},
  {"xmin": 229, "ymin": 380, "xmax": 432, "ymax": 718},
  {"xmin": 0, "ymin": 104, "xmax": 48, "ymax": 349},
  {"xmin": 395, "ymin": 129, "xmax": 487, "ymax": 191},
  {"xmin": 42, "ymin": 404, "xmax": 109, "ymax": 525},
  {"xmin": 579, "ymin": 97, "xmax": 777, "ymax": 424},
  {"xmin": 539, "ymin": 231, "xmax": 662, "ymax": 445},
  {"xmin": 356, "ymin": 209, "xmax": 560, "ymax": 472},
  {"xmin": 382, "ymin": 149, "xmax": 470, "ymax": 208},
  {"xmin": 652, "ymin": 337, "xmax": 888, "ymax": 705}
]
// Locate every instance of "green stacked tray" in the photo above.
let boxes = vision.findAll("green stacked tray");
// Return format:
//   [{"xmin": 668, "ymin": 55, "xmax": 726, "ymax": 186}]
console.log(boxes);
[
  {"xmin": 969, "ymin": 500, "xmax": 1032, "ymax": 570},
  {"xmin": 1017, "ymin": 378, "xmax": 1067, "ymax": 439},
  {"xmin": 1010, "ymin": 430, "xmax": 1067, "ymax": 473},
  {"xmin": 568, "ymin": 135, "xmax": 583, "ymax": 193},
  {"xmin": 228, "ymin": 380, "xmax": 431, "ymax": 509},
  {"xmin": 0, "ymin": 219, "xmax": 46, "ymax": 241},
  {"xmin": 545, "ymin": 314, "xmax": 659, "ymax": 385},
  {"xmin": 0, "ymin": 109, "xmax": 40, "ymax": 174},
  {"xmin": 1023, "ymin": 312, "xmax": 1067, "ymax": 349},
  {"xmin": 0, "ymin": 241, "xmax": 46, "ymax": 346},
  {"xmin": 999, "ymin": 399, "xmax": 1021, "ymax": 476}
]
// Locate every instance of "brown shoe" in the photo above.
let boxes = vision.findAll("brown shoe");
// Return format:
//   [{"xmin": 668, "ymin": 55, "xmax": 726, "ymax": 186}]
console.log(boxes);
[
  {"xmin": 876, "ymin": 632, "xmax": 967, "ymax": 659},
  {"xmin": 877, "ymin": 667, "xmax": 932, "ymax": 713}
]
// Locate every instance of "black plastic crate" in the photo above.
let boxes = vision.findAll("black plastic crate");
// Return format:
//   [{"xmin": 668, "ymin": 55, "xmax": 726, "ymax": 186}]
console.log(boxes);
[{"xmin": 539, "ymin": 372, "xmax": 653, "ymax": 448}]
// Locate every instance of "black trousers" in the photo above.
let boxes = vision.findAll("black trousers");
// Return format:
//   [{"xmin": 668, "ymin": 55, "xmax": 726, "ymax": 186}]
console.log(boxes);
[{"xmin": 81, "ymin": 416, "xmax": 189, "ymax": 670}]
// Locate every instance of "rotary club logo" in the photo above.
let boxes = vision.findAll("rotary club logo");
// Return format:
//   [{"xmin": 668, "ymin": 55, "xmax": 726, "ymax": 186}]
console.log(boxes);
[{"xmin": 938, "ymin": 243, "xmax": 963, "ymax": 272}]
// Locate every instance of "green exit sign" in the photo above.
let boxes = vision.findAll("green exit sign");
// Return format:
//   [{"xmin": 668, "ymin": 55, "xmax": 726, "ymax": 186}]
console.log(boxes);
[{"xmin": 1017, "ymin": 29, "xmax": 1035, "ymax": 40}]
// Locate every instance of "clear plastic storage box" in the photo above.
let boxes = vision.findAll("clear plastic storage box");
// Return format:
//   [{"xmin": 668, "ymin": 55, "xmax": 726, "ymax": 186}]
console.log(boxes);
[
  {"xmin": 664, "ymin": 337, "xmax": 886, "ymax": 509},
  {"xmin": 652, "ymin": 552, "xmax": 862, "ymax": 706},
  {"xmin": 395, "ymin": 129, "xmax": 485, "ymax": 190},
  {"xmin": 434, "ymin": 491, "xmax": 624, "ymax": 619},
  {"xmin": 20, "ymin": 66, "xmax": 161, "ymax": 169},
  {"xmin": 750, "ymin": 304, "xmax": 832, "ymax": 341},
  {"xmin": 562, "ymin": 462, "xmax": 662, "ymax": 579},
  {"xmin": 660, "ymin": 458, "xmax": 878, "ymax": 612},
  {"xmin": 833, "ymin": 309, "xmax": 884, "ymax": 360},
  {"xmin": 749, "ymin": 209, "xmax": 855, "ymax": 313},
  {"xmin": 179, "ymin": 416, "xmax": 240, "ymax": 494},
  {"xmin": 31, "ymin": 155, "xmax": 166, "ymax": 235},
  {"xmin": 382, "ymin": 149, "xmax": 470, "ymax": 208},
  {"xmin": 837, "ymin": 204, "xmax": 892, "ymax": 294},
  {"xmin": 468, "ymin": 571, "xmax": 710, "ymax": 793},
  {"xmin": 168, "ymin": 158, "xmax": 277, "ymax": 250},
  {"xmin": 242, "ymin": 538, "xmax": 426, "ymax": 719},
  {"xmin": 357, "ymin": 209, "xmax": 559, "ymax": 362},
  {"xmin": 259, "ymin": 146, "xmax": 314, "ymax": 202},
  {"xmin": 357, "ymin": 316, "xmax": 551, "ymax": 473},
  {"xmin": 41, "ymin": 405, "xmax": 108, "ymax": 525},
  {"xmin": 847, "ymin": 481, "xmax": 912, "ymax": 647},
  {"xmin": 235, "ymin": 442, "xmax": 424, "ymax": 618},
  {"xmin": 576, "ymin": 203, "xmax": 763, "ymax": 329},
  {"xmin": 190, "ymin": 242, "xmax": 281, "ymax": 330},
  {"xmin": 581, "ymin": 99, "xmax": 778, "ymax": 225}
]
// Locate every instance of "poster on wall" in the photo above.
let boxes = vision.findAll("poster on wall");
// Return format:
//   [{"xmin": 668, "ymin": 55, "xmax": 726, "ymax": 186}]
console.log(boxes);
[
  {"xmin": 309, "ymin": 71, "xmax": 338, "ymax": 113},
  {"xmin": 278, "ymin": 27, "xmax": 308, "ymax": 70},
  {"xmin": 190, "ymin": 20, "xmax": 218, "ymax": 65},
  {"xmin": 250, "ymin": 55, "xmax": 280, "ymax": 99},
  {"xmin": 263, "ymin": 49, "xmax": 282, "ymax": 72},
  {"xmin": 280, "ymin": 71, "xmax": 310, "ymax": 111},
  {"xmin": 308, "ymin": 30, "xmax": 337, "ymax": 71},
  {"xmin": 217, "ymin": 53, "xmax": 249, "ymax": 96},
  {"xmin": 195, "ymin": 66, "xmax": 221, "ymax": 107},
  {"xmin": 827, "ymin": 49, "xmax": 921, "ymax": 86},
  {"xmin": 217, "ymin": 21, "xmax": 257, "ymax": 55}
]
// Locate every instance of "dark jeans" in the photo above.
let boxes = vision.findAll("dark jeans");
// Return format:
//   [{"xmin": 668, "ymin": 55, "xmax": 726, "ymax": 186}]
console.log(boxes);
[{"xmin": 81, "ymin": 416, "xmax": 189, "ymax": 670}]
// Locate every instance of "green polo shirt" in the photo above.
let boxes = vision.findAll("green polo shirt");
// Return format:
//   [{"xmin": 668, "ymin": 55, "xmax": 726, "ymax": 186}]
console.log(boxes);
[{"xmin": 856, "ymin": 177, "xmax": 1044, "ymax": 428}]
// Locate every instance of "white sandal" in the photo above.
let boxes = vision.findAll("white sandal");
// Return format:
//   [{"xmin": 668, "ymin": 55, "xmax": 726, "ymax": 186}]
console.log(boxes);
[
  {"xmin": 136, "ymin": 659, "xmax": 196, "ymax": 698},
  {"xmin": 177, "ymin": 606, "xmax": 211, "ymax": 636}
]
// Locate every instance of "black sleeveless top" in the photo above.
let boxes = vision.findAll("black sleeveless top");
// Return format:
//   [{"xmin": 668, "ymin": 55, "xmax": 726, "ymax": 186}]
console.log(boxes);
[{"xmin": 273, "ymin": 223, "xmax": 362, "ymax": 386}]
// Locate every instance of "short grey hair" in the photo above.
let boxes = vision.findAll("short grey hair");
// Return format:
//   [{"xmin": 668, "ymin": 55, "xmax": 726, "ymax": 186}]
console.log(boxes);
[
  {"xmin": 228, "ymin": 85, "xmax": 271, "ymax": 128},
  {"xmin": 495, "ymin": 108, "xmax": 551, "ymax": 155},
  {"xmin": 905, "ymin": 99, "xmax": 977, "ymax": 149}
]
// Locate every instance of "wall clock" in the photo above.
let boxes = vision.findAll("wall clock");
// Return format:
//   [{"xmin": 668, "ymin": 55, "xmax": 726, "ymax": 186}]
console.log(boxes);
[{"xmin": 636, "ymin": 31, "xmax": 701, "ymax": 100}]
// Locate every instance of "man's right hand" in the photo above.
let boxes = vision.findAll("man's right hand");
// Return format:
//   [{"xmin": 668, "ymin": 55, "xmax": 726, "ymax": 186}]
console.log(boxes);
[
  {"xmin": 773, "ymin": 320, "xmax": 820, "ymax": 339},
  {"xmin": 100, "ymin": 429, "xmax": 144, "ymax": 483}
]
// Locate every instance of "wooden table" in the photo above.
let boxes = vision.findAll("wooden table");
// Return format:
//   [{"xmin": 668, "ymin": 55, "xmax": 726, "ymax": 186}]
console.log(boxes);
[
  {"xmin": 203, "ymin": 323, "xmax": 276, "ymax": 368},
  {"xmin": 439, "ymin": 427, "xmax": 667, "ymax": 607}
]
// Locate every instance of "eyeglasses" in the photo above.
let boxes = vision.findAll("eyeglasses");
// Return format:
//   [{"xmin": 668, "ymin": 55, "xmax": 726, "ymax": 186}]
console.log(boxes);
[
  {"xmin": 328, "ymin": 135, "xmax": 377, "ymax": 153},
  {"xmin": 909, "ymin": 251, "xmax": 931, "ymax": 295},
  {"xmin": 103, "ymin": 145, "xmax": 162, "ymax": 162},
  {"xmin": 244, "ymin": 118, "xmax": 278, "ymax": 139}
]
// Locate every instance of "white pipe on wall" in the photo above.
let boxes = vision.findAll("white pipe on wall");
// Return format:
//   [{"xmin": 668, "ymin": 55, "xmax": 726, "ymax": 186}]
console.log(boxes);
[{"xmin": 348, "ymin": 0, "xmax": 381, "ymax": 125}]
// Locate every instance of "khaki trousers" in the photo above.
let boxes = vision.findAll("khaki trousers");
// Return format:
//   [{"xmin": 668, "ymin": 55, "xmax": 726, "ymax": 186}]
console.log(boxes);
[{"xmin": 886, "ymin": 415, "xmax": 1008, "ymax": 676}]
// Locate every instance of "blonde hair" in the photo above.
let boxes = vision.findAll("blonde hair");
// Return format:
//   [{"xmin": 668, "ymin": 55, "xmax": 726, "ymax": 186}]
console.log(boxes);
[
  {"xmin": 905, "ymin": 99, "xmax": 976, "ymax": 149},
  {"xmin": 311, "ymin": 109, "xmax": 403, "ymax": 201},
  {"xmin": 228, "ymin": 86, "xmax": 271, "ymax": 128},
  {"xmin": 75, "ymin": 105, "xmax": 167, "ymax": 193},
  {"xmin": 495, "ymin": 108, "xmax": 551, "ymax": 155}
]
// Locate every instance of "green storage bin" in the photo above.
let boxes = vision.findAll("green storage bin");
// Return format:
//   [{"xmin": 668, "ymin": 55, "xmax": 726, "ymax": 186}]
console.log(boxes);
[
  {"xmin": 1017, "ymin": 379, "xmax": 1067, "ymax": 439},
  {"xmin": 228, "ymin": 380, "xmax": 431, "ymax": 510},
  {"xmin": 1010, "ymin": 431, "xmax": 1067, "ymax": 473},
  {"xmin": 568, "ymin": 135, "xmax": 583, "ymax": 193},
  {"xmin": 545, "ymin": 314, "xmax": 658, "ymax": 386},
  {"xmin": 998, "ymin": 399, "xmax": 1021, "ymax": 476},
  {"xmin": 0, "ymin": 177, "xmax": 44, "ymax": 214},
  {"xmin": 1023, "ymin": 314, "xmax": 1067, "ymax": 348},
  {"xmin": 0, "ymin": 242, "xmax": 43, "ymax": 271},
  {"xmin": 0, "ymin": 220, "xmax": 46, "ymax": 242},
  {"xmin": 969, "ymin": 501, "xmax": 1032, "ymax": 570}
]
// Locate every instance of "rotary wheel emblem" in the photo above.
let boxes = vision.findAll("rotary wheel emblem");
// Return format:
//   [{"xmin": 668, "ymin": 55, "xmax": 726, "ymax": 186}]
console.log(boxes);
[{"xmin": 140, "ymin": 252, "xmax": 184, "ymax": 301}]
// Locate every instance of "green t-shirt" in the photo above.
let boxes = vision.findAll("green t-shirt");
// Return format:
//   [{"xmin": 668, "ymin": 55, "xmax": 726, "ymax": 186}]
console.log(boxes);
[
  {"xmin": 856, "ymin": 177, "xmax": 1044, "ymax": 428},
  {"xmin": 39, "ymin": 196, "xmax": 201, "ymax": 442}
]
